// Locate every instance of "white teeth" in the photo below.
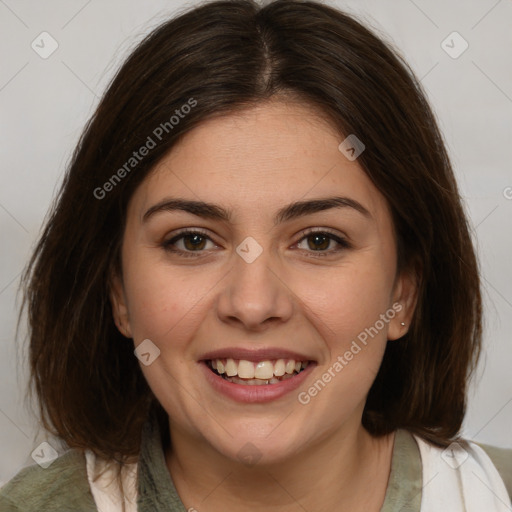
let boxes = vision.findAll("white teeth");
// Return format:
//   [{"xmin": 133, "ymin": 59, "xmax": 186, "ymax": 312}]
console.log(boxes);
[
  {"xmin": 274, "ymin": 359, "xmax": 286, "ymax": 376},
  {"xmin": 285, "ymin": 360, "xmax": 296, "ymax": 374},
  {"xmin": 238, "ymin": 360, "xmax": 255, "ymax": 379},
  {"xmin": 229, "ymin": 376, "xmax": 269, "ymax": 386},
  {"xmin": 254, "ymin": 360, "xmax": 274, "ymax": 379},
  {"xmin": 225, "ymin": 358, "xmax": 237, "ymax": 377},
  {"xmin": 209, "ymin": 357, "xmax": 310, "ymax": 382}
]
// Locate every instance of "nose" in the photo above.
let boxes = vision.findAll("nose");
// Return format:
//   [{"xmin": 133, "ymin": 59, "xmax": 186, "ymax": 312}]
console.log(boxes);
[{"xmin": 215, "ymin": 247, "xmax": 294, "ymax": 332}]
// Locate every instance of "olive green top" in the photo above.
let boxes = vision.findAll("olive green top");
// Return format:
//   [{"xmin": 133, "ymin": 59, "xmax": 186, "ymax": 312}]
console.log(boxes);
[{"xmin": 1, "ymin": 415, "xmax": 511, "ymax": 511}]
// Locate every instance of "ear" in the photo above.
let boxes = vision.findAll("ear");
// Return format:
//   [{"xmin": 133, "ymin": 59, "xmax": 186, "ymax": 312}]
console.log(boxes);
[
  {"xmin": 109, "ymin": 271, "xmax": 133, "ymax": 339},
  {"xmin": 387, "ymin": 264, "xmax": 420, "ymax": 341}
]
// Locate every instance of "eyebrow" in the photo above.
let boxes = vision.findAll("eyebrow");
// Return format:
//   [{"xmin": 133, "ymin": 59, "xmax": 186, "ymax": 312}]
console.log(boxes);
[{"xmin": 142, "ymin": 196, "xmax": 372, "ymax": 224}]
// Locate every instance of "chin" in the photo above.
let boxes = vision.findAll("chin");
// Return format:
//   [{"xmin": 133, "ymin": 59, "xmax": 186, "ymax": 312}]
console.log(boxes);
[{"xmin": 202, "ymin": 422, "xmax": 307, "ymax": 467}]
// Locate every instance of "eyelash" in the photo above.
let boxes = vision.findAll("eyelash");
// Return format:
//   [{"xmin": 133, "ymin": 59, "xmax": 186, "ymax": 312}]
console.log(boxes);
[{"xmin": 161, "ymin": 228, "xmax": 351, "ymax": 258}]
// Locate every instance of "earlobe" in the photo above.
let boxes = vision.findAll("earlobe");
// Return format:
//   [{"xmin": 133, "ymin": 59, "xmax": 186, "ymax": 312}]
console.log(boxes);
[
  {"xmin": 388, "ymin": 266, "xmax": 420, "ymax": 341},
  {"xmin": 109, "ymin": 273, "xmax": 133, "ymax": 338}
]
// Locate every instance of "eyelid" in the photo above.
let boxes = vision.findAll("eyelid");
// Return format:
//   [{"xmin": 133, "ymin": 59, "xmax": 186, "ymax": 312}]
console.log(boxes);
[
  {"xmin": 296, "ymin": 226, "xmax": 346, "ymax": 238},
  {"xmin": 295, "ymin": 227, "xmax": 351, "ymax": 246},
  {"xmin": 165, "ymin": 227, "xmax": 212, "ymax": 240},
  {"xmin": 161, "ymin": 227, "xmax": 351, "ymax": 257},
  {"xmin": 162, "ymin": 228, "xmax": 219, "ymax": 255}
]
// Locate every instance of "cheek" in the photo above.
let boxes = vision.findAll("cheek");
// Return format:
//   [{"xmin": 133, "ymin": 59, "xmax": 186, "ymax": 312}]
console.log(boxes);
[
  {"xmin": 294, "ymin": 264, "xmax": 394, "ymax": 417},
  {"xmin": 122, "ymin": 257, "xmax": 199, "ymax": 340},
  {"xmin": 295, "ymin": 260, "xmax": 395, "ymax": 346}
]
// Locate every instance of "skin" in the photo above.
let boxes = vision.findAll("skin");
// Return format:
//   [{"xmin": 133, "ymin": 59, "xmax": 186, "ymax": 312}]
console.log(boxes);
[{"xmin": 111, "ymin": 98, "xmax": 418, "ymax": 511}]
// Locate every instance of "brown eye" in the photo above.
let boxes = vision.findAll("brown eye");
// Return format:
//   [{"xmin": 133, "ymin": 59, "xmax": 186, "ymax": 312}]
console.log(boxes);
[
  {"xmin": 296, "ymin": 230, "xmax": 350, "ymax": 254},
  {"xmin": 162, "ymin": 230, "xmax": 216, "ymax": 256},
  {"xmin": 306, "ymin": 233, "xmax": 331, "ymax": 250},
  {"xmin": 182, "ymin": 233, "xmax": 207, "ymax": 251}
]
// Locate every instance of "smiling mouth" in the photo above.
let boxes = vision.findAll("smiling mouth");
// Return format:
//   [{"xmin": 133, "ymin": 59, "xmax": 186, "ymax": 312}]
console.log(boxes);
[{"xmin": 205, "ymin": 358, "xmax": 311, "ymax": 385}]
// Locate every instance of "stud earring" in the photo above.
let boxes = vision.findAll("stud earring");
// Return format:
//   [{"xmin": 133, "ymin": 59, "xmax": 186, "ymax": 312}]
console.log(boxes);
[{"xmin": 400, "ymin": 322, "xmax": 406, "ymax": 326}]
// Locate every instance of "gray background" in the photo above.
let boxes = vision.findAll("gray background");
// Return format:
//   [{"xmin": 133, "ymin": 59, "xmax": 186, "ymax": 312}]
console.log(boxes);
[{"xmin": 1, "ymin": 0, "xmax": 511, "ymax": 485}]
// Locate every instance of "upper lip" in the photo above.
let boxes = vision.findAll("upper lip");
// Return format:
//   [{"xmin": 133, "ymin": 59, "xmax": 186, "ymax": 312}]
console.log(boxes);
[{"xmin": 199, "ymin": 347, "xmax": 315, "ymax": 362}]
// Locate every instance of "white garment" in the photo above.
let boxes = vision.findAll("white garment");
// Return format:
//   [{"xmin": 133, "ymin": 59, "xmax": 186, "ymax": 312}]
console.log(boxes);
[
  {"xmin": 414, "ymin": 435, "xmax": 512, "ymax": 511},
  {"xmin": 85, "ymin": 435, "xmax": 511, "ymax": 511},
  {"xmin": 85, "ymin": 450, "xmax": 138, "ymax": 512}
]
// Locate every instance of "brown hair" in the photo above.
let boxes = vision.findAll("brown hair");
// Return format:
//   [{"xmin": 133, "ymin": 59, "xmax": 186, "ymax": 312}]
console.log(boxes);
[{"xmin": 21, "ymin": 0, "xmax": 482, "ymax": 467}]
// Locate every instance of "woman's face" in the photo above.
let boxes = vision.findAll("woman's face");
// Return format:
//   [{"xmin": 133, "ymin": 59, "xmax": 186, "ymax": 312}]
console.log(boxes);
[{"xmin": 111, "ymin": 99, "xmax": 416, "ymax": 464}]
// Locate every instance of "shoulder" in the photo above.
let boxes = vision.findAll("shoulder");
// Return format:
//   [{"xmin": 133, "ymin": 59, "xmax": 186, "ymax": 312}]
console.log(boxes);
[
  {"xmin": 476, "ymin": 441, "xmax": 512, "ymax": 500},
  {"xmin": 0, "ymin": 449, "xmax": 97, "ymax": 511}
]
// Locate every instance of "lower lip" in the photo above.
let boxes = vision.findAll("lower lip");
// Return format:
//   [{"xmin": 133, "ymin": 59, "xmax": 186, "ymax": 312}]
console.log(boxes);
[{"xmin": 199, "ymin": 361, "xmax": 315, "ymax": 403}]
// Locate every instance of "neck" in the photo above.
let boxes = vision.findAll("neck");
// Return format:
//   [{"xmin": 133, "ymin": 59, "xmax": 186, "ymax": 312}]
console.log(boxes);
[{"xmin": 165, "ymin": 422, "xmax": 396, "ymax": 512}]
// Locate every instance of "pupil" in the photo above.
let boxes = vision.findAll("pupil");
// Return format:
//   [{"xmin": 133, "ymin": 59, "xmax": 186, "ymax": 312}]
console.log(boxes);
[
  {"xmin": 308, "ymin": 234, "xmax": 329, "ymax": 250},
  {"xmin": 184, "ymin": 234, "xmax": 205, "ymax": 250}
]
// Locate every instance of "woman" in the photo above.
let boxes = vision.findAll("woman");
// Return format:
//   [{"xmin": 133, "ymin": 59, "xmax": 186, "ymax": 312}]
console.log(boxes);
[{"xmin": 1, "ymin": 0, "xmax": 510, "ymax": 510}]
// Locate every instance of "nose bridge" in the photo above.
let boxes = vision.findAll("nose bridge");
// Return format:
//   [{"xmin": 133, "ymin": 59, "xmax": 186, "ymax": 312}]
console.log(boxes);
[{"xmin": 216, "ymin": 238, "xmax": 293, "ymax": 329}]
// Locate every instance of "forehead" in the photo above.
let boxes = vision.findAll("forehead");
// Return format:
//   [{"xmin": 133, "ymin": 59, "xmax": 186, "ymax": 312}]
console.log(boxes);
[{"xmin": 130, "ymin": 100, "xmax": 391, "ymax": 227}]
